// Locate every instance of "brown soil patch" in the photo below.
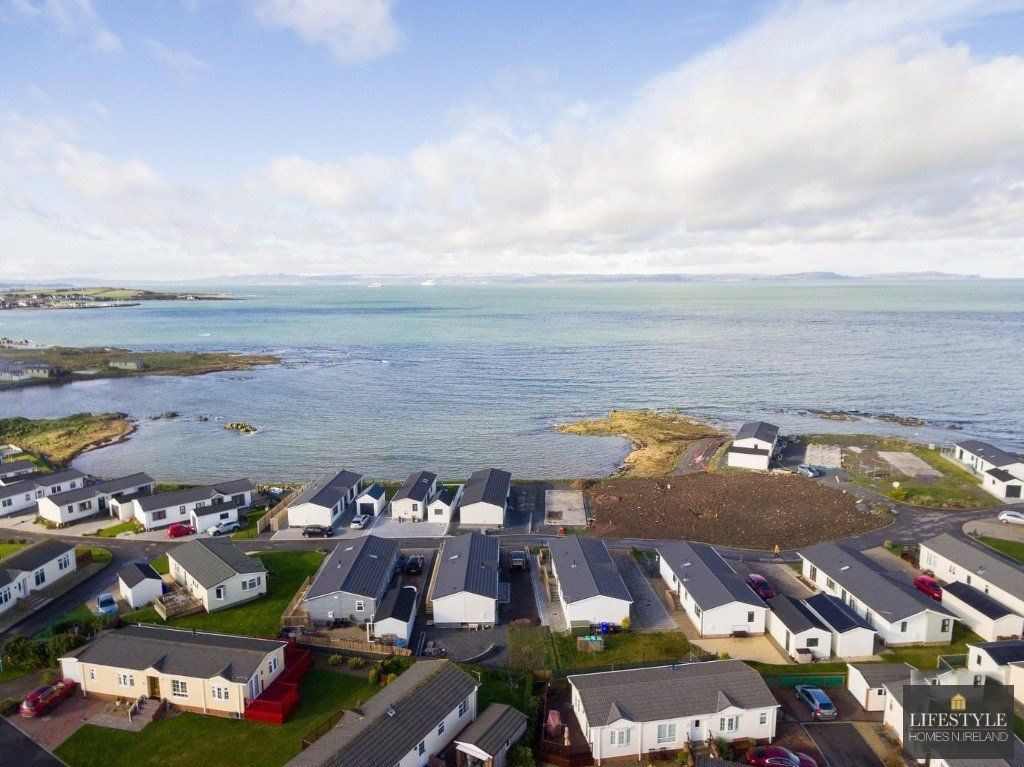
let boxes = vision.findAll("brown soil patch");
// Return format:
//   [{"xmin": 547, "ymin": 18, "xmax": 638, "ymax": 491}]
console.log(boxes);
[{"xmin": 585, "ymin": 474, "xmax": 888, "ymax": 549}]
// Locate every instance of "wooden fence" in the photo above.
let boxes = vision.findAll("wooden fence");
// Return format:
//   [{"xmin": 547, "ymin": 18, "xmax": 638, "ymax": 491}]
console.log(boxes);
[
  {"xmin": 281, "ymin": 575, "xmax": 313, "ymax": 629},
  {"xmin": 258, "ymin": 488, "xmax": 300, "ymax": 534},
  {"xmin": 297, "ymin": 633, "xmax": 412, "ymax": 657}
]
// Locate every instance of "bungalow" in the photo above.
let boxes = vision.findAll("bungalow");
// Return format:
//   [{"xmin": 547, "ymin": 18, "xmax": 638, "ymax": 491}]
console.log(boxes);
[
  {"xmin": 430, "ymin": 532, "xmax": 501, "ymax": 627},
  {"xmin": 458, "ymin": 468, "xmax": 511, "ymax": 527},
  {"xmin": 803, "ymin": 593, "xmax": 876, "ymax": 658},
  {"xmin": 0, "ymin": 458, "xmax": 36, "ymax": 482},
  {"xmin": 726, "ymin": 421, "xmax": 780, "ymax": 471},
  {"xmin": 657, "ymin": 541, "xmax": 767, "ymax": 637},
  {"xmin": 60, "ymin": 624, "xmax": 287, "ymax": 717},
  {"xmin": 966, "ymin": 640, "xmax": 1024, "ymax": 698},
  {"xmin": 952, "ymin": 440, "xmax": 1024, "ymax": 500},
  {"xmin": 0, "ymin": 359, "xmax": 58, "ymax": 382},
  {"xmin": 303, "ymin": 535, "xmax": 399, "ymax": 625},
  {"xmin": 846, "ymin": 662, "xmax": 915, "ymax": 712},
  {"xmin": 284, "ymin": 659, "xmax": 479, "ymax": 767},
  {"xmin": 391, "ymin": 471, "xmax": 439, "ymax": 521},
  {"xmin": 941, "ymin": 581, "xmax": 1024, "ymax": 642},
  {"xmin": 37, "ymin": 472, "xmax": 155, "ymax": 526},
  {"xmin": 452, "ymin": 703, "xmax": 528, "ymax": 767},
  {"xmin": 355, "ymin": 484, "xmax": 387, "ymax": 517},
  {"xmin": 111, "ymin": 478, "xmax": 252, "ymax": 531},
  {"xmin": 548, "ymin": 536, "xmax": 632, "ymax": 628},
  {"xmin": 117, "ymin": 562, "xmax": 164, "ymax": 609},
  {"xmin": 881, "ymin": 669, "xmax": 982, "ymax": 748},
  {"xmin": 920, "ymin": 533, "xmax": 1024, "ymax": 617},
  {"xmin": 568, "ymin": 660, "xmax": 780, "ymax": 765},
  {"xmin": 765, "ymin": 595, "xmax": 832, "ymax": 661},
  {"xmin": 427, "ymin": 485, "xmax": 461, "ymax": 526},
  {"xmin": 799, "ymin": 542, "xmax": 954, "ymax": 646},
  {"xmin": 0, "ymin": 540, "xmax": 77, "ymax": 616},
  {"xmin": 167, "ymin": 538, "xmax": 267, "ymax": 613},
  {"xmin": 0, "ymin": 468, "xmax": 89, "ymax": 517},
  {"xmin": 370, "ymin": 585, "xmax": 417, "ymax": 646},
  {"xmin": 286, "ymin": 470, "xmax": 362, "ymax": 529},
  {"xmin": 929, "ymin": 737, "xmax": 1024, "ymax": 767}
]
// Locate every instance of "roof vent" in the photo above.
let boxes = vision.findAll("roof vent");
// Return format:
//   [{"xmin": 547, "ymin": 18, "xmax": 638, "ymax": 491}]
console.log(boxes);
[
  {"xmin": 344, "ymin": 546, "xmax": 354, "ymax": 552},
  {"xmin": 450, "ymin": 554, "xmax": 459, "ymax": 560},
  {"xmin": 840, "ymin": 565, "xmax": 850, "ymax": 571},
  {"xmin": 387, "ymin": 706, "xmax": 395, "ymax": 717},
  {"xmin": 682, "ymin": 561, "xmax": 692, "ymax": 568}
]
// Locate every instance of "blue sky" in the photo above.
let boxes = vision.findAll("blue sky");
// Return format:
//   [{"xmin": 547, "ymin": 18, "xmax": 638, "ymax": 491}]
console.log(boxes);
[{"xmin": 2, "ymin": 1, "xmax": 1024, "ymax": 279}]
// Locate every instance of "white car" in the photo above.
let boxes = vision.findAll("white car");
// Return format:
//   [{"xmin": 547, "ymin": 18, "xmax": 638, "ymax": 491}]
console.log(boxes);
[
  {"xmin": 206, "ymin": 520, "xmax": 240, "ymax": 536},
  {"xmin": 998, "ymin": 510, "xmax": 1024, "ymax": 526},
  {"xmin": 350, "ymin": 514, "xmax": 371, "ymax": 529}
]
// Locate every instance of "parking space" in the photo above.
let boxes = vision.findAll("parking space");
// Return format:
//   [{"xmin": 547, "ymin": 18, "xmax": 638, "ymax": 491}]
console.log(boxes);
[
  {"xmin": 9, "ymin": 693, "xmax": 106, "ymax": 750},
  {"xmin": 804, "ymin": 722, "xmax": 884, "ymax": 767},
  {"xmin": 613, "ymin": 552, "xmax": 675, "ymax": 630},
  {"xmin": 732, "ymin": 559, "xmax": 813, "ymax": 600},
  {"xmin": 964, "ymin": 517, "xmax": 1024, "ymax": 543},
  {"xmin": 768, "ymin": 722, "xmax": 826, "ymax": 767},
  {"xmin": 773, "ymin": 685, "xmax": 879, "ymax": 724}
]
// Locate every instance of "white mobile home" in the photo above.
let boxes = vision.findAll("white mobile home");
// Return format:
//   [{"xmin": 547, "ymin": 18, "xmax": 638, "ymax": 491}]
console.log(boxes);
[
  {"xmin": 803, "ymin": 592, "xmax": 876, "ymax": 658},
  {"xmin": 457, "ymin": 468, "xmax": 511, "ymax": 527},
  {"xmin": 726, "ymin": 421, "xmax": 780, "ymax": 471},
  {"xmin": 765, "ymin": 595, "xmax": 832, "ymax": 661},
  {"xmin": 966, "ymin": 640, "xmax": 1024, "ymax": 689},
  {"xmin": 952, "ymin": 440, "xmax": 1024, "ymax": 500},
  {"xmin": 799, "ymin": 542, "xmax": 954, "ymax": 646},
  {"xmin": 38, "ymin": 472, "xmax": 154, "ymax": 526},
  {"xmin": 846, "ymin": 662, "xmax": 914, "ymax": 712},
  {"xmin": 568, "ymin": 660, "xmax": 779, "ymax": 765},
  {"xmin": 0, "ymin": 469, "xmax": 89, "ymax": 517},
  {"xmin": 286, "ymin": 470, "xmax": 362, "ymax": 529},
  {"xmin": 390, "ymin": 471, "xmax": 438, "ymax": 521},
  {"xmin": 167, "ymin": 538, "xmax": 267, "ymax": 612},
  {"xmin": 548, "ymin": 536, "xmax": 632, "ymax": 628},
  {"xmin": 0, "ymin": 459, "xmax": 37, "ymax": 483},
  {"xmin": 370, "ymin": 585, "xmax": 417, "ymax": 646},
  {"xmin": 0, "ymin": 541, "xmax": 77, "ymax": 616},
  {"xmin": 657, "ymin": 541, "xmax": 767, "ymax": 637},
  {"xmin": 117, "ymin": 562, "xmax": 164, "ymax": 609},
  {"xmin": 111, "ymin": 479, "xmax": 252, "ymax": 531},
  {"xmin": 941, "ymin": 581, "xmax": 1024, "ymax": 642},
  {"xmin": 429, "ymin": 532, "xmax": 500, "ymax": 627},
  {"xmin": 920, "ymin": 533, "xmax": 1024, "ymax": 617}
]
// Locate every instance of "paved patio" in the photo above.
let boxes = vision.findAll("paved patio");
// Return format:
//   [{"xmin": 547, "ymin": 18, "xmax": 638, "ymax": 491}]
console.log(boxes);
[
  {"xmin": 544, "ymin": 489, "xmax": 587, "ymax": 527},
  {"xmin": 692, "ymin": 634, "xmax": 790, "ymax": 664}
]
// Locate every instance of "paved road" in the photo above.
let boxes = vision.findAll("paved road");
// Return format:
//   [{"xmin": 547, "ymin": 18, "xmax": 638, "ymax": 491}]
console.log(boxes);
[
  {"xmin": 0, "ymin": 717, "xmax": 66, "ymax": 767},
  {"xmin": 804, "ymin": 722, "xmax": 883, "ymax": 767}
]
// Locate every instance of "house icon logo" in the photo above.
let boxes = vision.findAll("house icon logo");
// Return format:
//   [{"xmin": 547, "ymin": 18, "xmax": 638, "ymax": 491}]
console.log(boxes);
[{"xmin": 950, "ymin": 694, "xmax": 967, "ymax": 711}]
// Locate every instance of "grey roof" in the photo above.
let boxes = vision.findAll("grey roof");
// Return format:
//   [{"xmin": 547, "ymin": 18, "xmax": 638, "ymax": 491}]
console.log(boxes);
[
  {"xmin": 359, "ymin": 484, "xmax": 385, "ymax": 501},
  {"xmin": 568, "ymin": 660, "xmax": 778, "ymax": 726},
  {"xmin": 799, "ymin": 542, "xmax": 950, "ymax": 622},
  {"xmin": 190, "ymin": 498, "xmax": 248, "ymax": 518},
  {"xmin": 167, "ymin": 538, "xmax": 266, "ymax": 588},
  {"xmin": 375, "ymin": 585, "xmax": 417, "ymax": 623},
  {"xmin": 393, "ymin": 471, "xmax": 437, "ymax": 503},
  {"xmin": 429, "ymin": 486, "xmax": 455, "ymax": 506},
  {"xmin": 803, "ymin": 592, "xmax": 873, "ymax": 633},
  {"xmin": 658, "ymin": 541, "xmax": 766, "ymax": 610},
  {"xmin": 956, "ymin": 440, "xmax": 1022, "ymax": 468},
  {"xmin": 432, "ymin": 532, "xmax": 499, "ymax": 600},
  {"xmin": 461, "ymin": 468, "xmax": 511, "ymax": 508},
  {"xmin": 939, "ymin": 736, "xmax": 1024, "ymax": 767},
  {"xmin": 136, "ymin": 478, "xmax": 253, "ymax": 512},
  {"xmin": 0, "ymin": 540, "xmax": 75, "ymax": 587},
  {"xmin": 94, "ymin": 472, "xmax": 155, "ymax": 495},
  {"xmin": 847, "ymin": 662, "xmax": 915, "ymax": 687},
  {"xmin": 734, "ymin": 421, "xmax": 780, "ymax": 444},
  {"xmin": 68, "ymin": 624, "xmax": 284, "ymax": 683},
  {"xmin": 769, "ymin": 595, "xmax": 827, "ymax": 634},
  {"xmin": 0, "ymin": 480, "xmax": 33, "ymax": 500},
  {"xmin": 454, "ymin": 703, "xmax": 528, "ymax": 756},
  {"xmin": 548, "ymin": 536, "xmax": 631, "ymax": 604},
  {"xmin": 972, "ymin": 640, "xmax": 1024, "ymax": 666},
  {"xmin": 727, "ymin": 445, "xmax": 770, "ymax": 456},
  {"xmin": 0, "ymin": 459, "xmax": 35, "ymax": 476},
  {"xmin": 923, "ymin": 534, "xmax": 1024, "ymax": 601},
  {"xmin": 290, "ymin": 470, "xmax": 362, "ymax": 510},
  {"xmin": 944, "ymin": 581, "xmax": 1017, "ymax": 619},
  {"xmin": 46, "ymin": 473, "xmax": 156, "ymax": 506},
  {"xmin": 32, "ymin": 468, "xmax": 88, "ymax": 488},
  {"xmin": 307, "ymin": 536, "xmax": 398, "ymax": 600},
  {"xmin": 284, "ymin": 660, "xmax": 478, "ymax": 767},
  {"xmin": 987, "ymin": 467, "xmax": 1021, "ymax": 483},
  {"xmin": 117, "ymin": 562, "xmax": 162, "ymax": 588}
]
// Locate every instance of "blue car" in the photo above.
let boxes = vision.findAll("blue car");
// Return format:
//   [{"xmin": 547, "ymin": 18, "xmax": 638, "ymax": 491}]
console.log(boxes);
[
  {"xmin": 794, "ymin": 685, "xmax": 837, "ymax": 720},
  {"xmin": 95, "ymin": 592, "xmax": 118, "ymax": 616}
]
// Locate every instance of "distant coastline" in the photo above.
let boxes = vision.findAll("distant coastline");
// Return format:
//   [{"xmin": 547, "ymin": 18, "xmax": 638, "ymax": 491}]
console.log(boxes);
[{"xmin": 0, "ymin": 286, "xmax": 235, "ymax": 312}]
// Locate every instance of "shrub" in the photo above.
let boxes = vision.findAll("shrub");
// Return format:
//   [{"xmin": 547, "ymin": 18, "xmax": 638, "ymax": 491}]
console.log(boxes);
[
  {"xmin": 0, "ymin": 698, "xmax": 18, "ymax": 716},
  {"xmin": 41, "ymin": 668, "xmax": 56, "ymax": 685},
  {"xmin": 47, "ymin": 632, "xmax": 86, "ymax": 666},
  {"xmin": 346, "ymin": 656, "xmax": 367, "ymax": 670},
  {"xmin": 620, "ymin": 616, "xmax": 631, "ymax": 631},
  {"xmin": 327, "ymin": 654, "xmax": 344, "ymax": 666},
  {"xmin": 506, "ymin": 744, "xmax": 535, "ymax": 767},
  {"xmin": 3, "ymin": 635, "xmax": 47, "ymax": 670},
  {"xmin": 367, "ymin": 667, "xmax": 381, "ymax": 686},
  {"xmin": 677, "ymin": 752, "xmax": 691, "ymax": 766}
]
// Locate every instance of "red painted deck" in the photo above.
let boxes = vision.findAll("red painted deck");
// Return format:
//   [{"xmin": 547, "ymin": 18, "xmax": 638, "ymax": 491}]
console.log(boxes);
[{"xmin": 244, "ymin": 644, "xmax": 313, "ymax": 725}]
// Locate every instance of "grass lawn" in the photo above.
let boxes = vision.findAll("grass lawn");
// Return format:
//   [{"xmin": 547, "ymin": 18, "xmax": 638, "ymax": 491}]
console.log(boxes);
[
  {"xmin": 0, "ymin": 413, "xmax": 134, "ymax": 465},
  {"xmin": 0, "ymin": 541, "xmax": 27, "ymax": 560},
  {"xmin": 978, "ymin": 536, "xmax": 1024, "ymax": 564},
  {"xmin": 0, "ymin": 664, "xmax": 35, "ymax": 683},
  {"xmin": 508, "ymin": 626, "xmax": 696, "ymax": 671},
  {"xmin": 125, "ymin": 550, "xmax": 323, "ymax": 637},
  {"xmin": 882, "ymin": 623, "xmax": 983, "ymax": 670},
  {"xmin": 95, "ymin": 520, "xmax": 141, "ymax": 538},
  {"xmin": 150, "ymin": 555, "xmax": 169, "ymax": 575},
  {"xmin": 233, "ymin": 507, "xmax": 270, "ymax": 540},
  {"xmin": 55, "ymin": 670, "xmax": 375, "ymax": 767}
]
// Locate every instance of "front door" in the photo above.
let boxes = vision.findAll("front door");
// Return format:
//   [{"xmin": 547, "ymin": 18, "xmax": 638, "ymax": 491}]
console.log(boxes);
[
  {"xmin": 147, "ymin": 676, "xmax": 160, "ymax": 698},
  {"xmin": 690, "ymin": 719, "xmax": 702, "ymax": 742}
]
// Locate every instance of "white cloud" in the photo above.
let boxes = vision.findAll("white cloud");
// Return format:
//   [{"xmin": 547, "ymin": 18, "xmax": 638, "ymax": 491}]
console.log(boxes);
[
  {"xmin": 147, "ymin": 39, "xmax": 210, "ymax": 79},
  {"xmin": 254, "ymin": 0, "xmax": 399, "ymax": 63},
  {"xmin": 7, "ymin": 0, "xmax": 123, "ymax": 54}
]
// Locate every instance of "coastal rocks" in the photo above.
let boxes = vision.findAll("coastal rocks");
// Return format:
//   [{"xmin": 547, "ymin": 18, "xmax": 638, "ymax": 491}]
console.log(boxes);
[
  {"xmin": 224, "ymin": 421, "xmax": 258, "ymax": 435},
  {"xmin": 809, "ymin": 409, "xmax": 926, "ymax": 427},
  {"xmin": 149, "ymin": 411, "xmax": 179, "ymax": 421}
]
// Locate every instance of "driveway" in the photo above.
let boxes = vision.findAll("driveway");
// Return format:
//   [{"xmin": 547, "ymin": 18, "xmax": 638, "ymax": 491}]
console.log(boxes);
[
  {"xmin": 773, "ymin": 686, "xmax": 879, "ymax": 724},
  {"xmin": 964, "ymin": 518, "xmax": 1024, "ymax": 543},
  {"xmin": 9, "ymin": 694, "xmax": 106, "ymax": 750},
  {"xmin": 613, "ymin": 552, "xmax": 675, "ymax": 630},
  {"xmin": 804, "ymin": 722, "xmax": 884, "ymax": 767},
  {"xmin": 0, "ymin": 718, "xmax": 65, "ymax": 767}
]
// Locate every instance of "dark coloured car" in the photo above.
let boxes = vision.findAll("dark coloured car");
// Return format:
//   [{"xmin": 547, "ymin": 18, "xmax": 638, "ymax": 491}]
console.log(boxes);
[
  {"xmin": 795, "ymin": 684, "xmax": 838, "ymax": 720},
  {"xmin": 745, "ymin": 573, "xmax": 776, "ymax": 600},
  {"xmin": 914, "ymin": 574, "xmax": 942, "ymax": 600},
  {"xmin": 404, "ymin": 555, "xmax": 424, "ymax": 576},
  {"xmin": 745, "ymin": 745, "xmax": 818, "ymax": 767},
  {"xmin": 509, "ymin": 550, "xmax": 529, "ymax": 571},
  {"xmin": 165, "ymin": 522, "xmax": 195, "ymax": 538},
  {"xmin": 302, "ymin": 524, "xmax": 333, "ymax": 538}
]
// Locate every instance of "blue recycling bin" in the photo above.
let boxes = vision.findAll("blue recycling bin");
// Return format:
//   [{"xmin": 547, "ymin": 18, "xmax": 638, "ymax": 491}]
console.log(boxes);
[{"xmin": 600, "ymin": 622, "xmax": 609, "ymax": 635}]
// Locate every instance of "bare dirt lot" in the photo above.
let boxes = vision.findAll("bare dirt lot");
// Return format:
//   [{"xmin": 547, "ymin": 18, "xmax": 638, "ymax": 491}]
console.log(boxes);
[{"xmin": 585, "ymin": 474, "xmax": 889, "ymax": 548}]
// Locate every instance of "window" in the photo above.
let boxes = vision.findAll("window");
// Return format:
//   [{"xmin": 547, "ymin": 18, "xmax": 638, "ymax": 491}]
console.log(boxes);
[
  {"xmin": 656, "ymin": 723, "xmax": 676, "ymax": 743},
  {"xmin": 268, "ymin": 656, "xmax": 279, "ymax": 674},
  {"xmin": 900, "ymin": 621, "xmax": 908, "ymax": 633},
  {"xmin": 215, "ymin": 586, "xmax": 226, "ymax": 600},
  {"xmin": 417, "ymin": 740, "xmax": 425, "ymax": 755},
  {"xmin": 171, "ymin": 679, "xmax": 188, "ymax": 697},
  {"xmin": 720, "ymin": 716, "xmax": 739, "ymax": 732},
  {"xmin": 152, "ymin": 510, "xmax": 167, "ymax": 522},
  {"xmin": 58, "ymin": 554, "xmax": 71, "ymax": 571},
  {"xmin": 0, "ymin": 587, "xmax": 9, "ymax": 606},
  {"xmin": 806, "ymin": 637, "xmax": 819, "ymax": 647},
  {"xmin": 434, "ymin": 508, "xmax": 443, "ymax": 516},
  {"xmin": 212, "ymin": 686, "xmax": 229, "ymax": 701},
  {"xmin": 355, "ymin": 600, "xmax": 365, "ymax": 612},
  {"xmin": 52, "ymin": 485, "xmax": 62, "ymax": 493},
  {"xmin": 412, "ymin": 503, "xmax": 419, "ymax": 512},
  {"xmin": 746, "ymin": 611, "xmax": 755, "ymax": 623},
  {"xmin": 1, "ymin": 499, "xmax": 10, "ymax": 508},
  {"xmin": 941, "ymin": 619, "xmax": 951, "ymax": 633},
  {"xmin": 458, "ymin": 699, "xmax": 469, "ymax": 717},
  {"xmin": 611, "ymin": 729, "xmax": 631, "ymax": 746},
  {"xmin": 809, "ymin": 565, "xmax": 818, "ymax": 580},
  {"xmin": 437, "ymin": 722, "xmax": 445, "ymax": 736},
  {"xmin": 34, "ymin": 568, "xmax": 46, "ymax": 586},
  {"xmin": 117, "ymin": 673, "xmax": 134, "ymax": 687},
  {"xmin": 759, "ymin": 712, "xmax": 767, "ymax": 725},
  {"xmin": 242, "ymin": 577, "xmax": 260, "ymax": 591},
  {"xmin": 826, "ymin": 577, "xmax": 835, "ymax": 590},
  {"xmin": 694, "ymin": 605, "xmax": 702, "ymax": 618}
]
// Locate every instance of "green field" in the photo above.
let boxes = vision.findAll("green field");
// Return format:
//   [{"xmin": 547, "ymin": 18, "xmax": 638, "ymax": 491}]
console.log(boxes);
[
  {"xmin": 55, "ymin": 670, "xmax": 375, "ymax": 767},
  {"xmin": 125, "ymin": 550, "xmax": 323, "ymax": 637},
  {"xmin": 95, "ymin": 520, "xmax": 142, "ymax": 538},
  {"xmin": 507, "ymin": 626, "xmax": 697, "ymax": 672},
  {"xmin": 0, "ymin": 414, "xmax": 134, "ymax": 465},
  {"xmin": 978, "ymin": 536, "xmax": 1024, "ymax": 564}
]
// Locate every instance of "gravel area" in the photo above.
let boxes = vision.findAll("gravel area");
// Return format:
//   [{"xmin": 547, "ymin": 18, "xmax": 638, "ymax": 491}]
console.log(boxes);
[
  {"xmin": 613, "ymin": 553, "xmax": 675, "ymax": 630},
  {"xmin": 585, "ymin": 475, "xmax": 886, "ymax": 548}
]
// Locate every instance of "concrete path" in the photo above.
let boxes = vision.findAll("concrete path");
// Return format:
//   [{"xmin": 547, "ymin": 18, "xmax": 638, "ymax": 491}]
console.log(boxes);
[{"xmin": 613, "ymin": 553, "xmax": 675, "ymax": 630}]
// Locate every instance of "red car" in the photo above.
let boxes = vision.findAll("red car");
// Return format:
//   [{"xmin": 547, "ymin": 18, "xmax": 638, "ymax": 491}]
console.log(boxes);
[
  {"xmin": 166, "ymin": 523, "xmax": 195, "ymax": 538},
  {"xmin": 745, "ymin": 746, "xmax": 817, "ymax": 767},
  {"xmin": 746, "ymin": 573, "xmax": 776, "ymax": 600},
  {"xmin": 20, "ymin": 679, "xmax": 77, "ymax": 717},
  {"xmin": 914, "ymin": 574, "xmax": 942, "ymax": 600}
]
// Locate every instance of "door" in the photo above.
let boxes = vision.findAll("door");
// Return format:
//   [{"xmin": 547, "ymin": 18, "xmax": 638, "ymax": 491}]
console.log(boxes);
[
  {"xmin": 690, "ymin": 719, "xmax": 702, "ymax": 742},
  {"xmin": 147, "ymin": 676, "xmax": 160, "ymax": 698}
]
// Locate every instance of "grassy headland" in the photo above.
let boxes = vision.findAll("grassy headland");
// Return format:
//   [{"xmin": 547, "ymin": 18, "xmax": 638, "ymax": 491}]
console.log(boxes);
[
  {"xmin": 1, "ymin": 286, "xmax": 231, "ymax": 310},
  {"xmin": 0, "ymin": 413, "xmax": 135, "ymax": 465},
  {"xmin": 556, "ymin": 409, "xmax": 724, "ymax": 476},
  {"xmin": 0, "ymin": 345, "xmax": 278, "ymax": 389}
]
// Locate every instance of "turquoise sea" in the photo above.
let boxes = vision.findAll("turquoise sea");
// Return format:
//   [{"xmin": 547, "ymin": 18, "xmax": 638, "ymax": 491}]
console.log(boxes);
[{"xmin": 0, "ymin": 280, "xmax": 1021, "ymax": 482}]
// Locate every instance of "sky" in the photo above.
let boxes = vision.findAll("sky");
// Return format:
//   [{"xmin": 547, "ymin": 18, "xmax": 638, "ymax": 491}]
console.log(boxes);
[{"xmin": 2, "ymin": 1, "xmax": 1024, "ymax": 280}]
